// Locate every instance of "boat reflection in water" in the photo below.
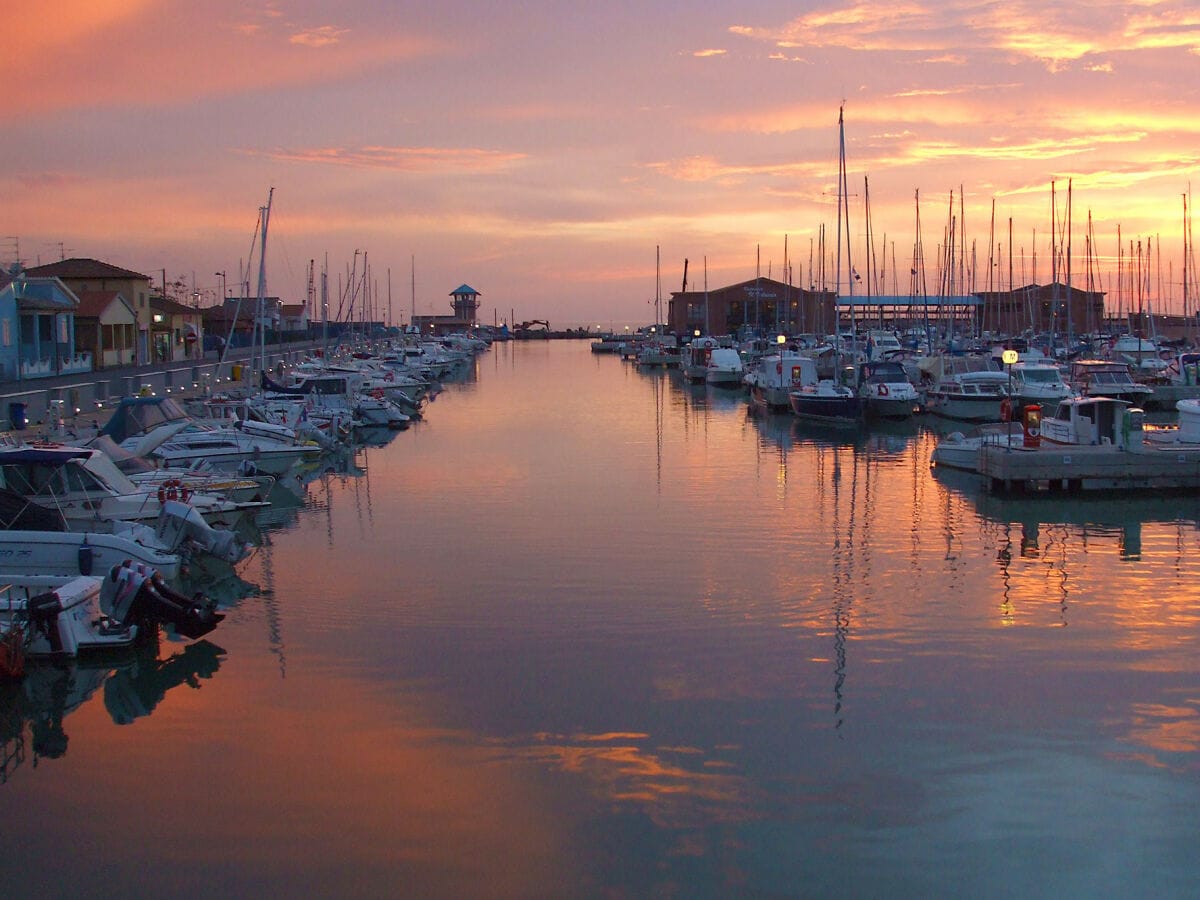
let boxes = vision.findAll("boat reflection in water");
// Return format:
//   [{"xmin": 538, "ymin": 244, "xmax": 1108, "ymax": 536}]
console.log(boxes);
[
  {"xmin": 0, "ymin": 635, "xmax": 225, "ymax": 783},
  {"xmin": 935, "ymin": 462, "xmax": 1200, "ymax": 625}
]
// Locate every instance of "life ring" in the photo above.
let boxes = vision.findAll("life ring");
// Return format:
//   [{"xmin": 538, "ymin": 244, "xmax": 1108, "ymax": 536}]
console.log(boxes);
[
  {"xmin": 1000, "ymin": 398, "xmax": 1012, "ymax": 422},
  {"xmin": 157, "ymin": 478, "xmax": 189, "ymax": 504},
  {"xmin": 878, "ymin": 383, "xmax": 889, "ymax": 396},
  {"xmin": 776, "ymin": 362, "xmax": 783, "ymax": 374},
  {"xmin": 371, "ymin": 388, "xmax": 385, "ymax": 400},
  {"xmin": 384, "ymin": 371, "xmax": 396, "ymax": 382}
]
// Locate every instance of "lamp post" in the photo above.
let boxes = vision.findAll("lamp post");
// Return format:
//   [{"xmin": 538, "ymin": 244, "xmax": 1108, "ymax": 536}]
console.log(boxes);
[
  {"xmin": 777, "ymin": 333, "xmax": 787, "ymax": 390},
  {"xmin": 1002, "ymin": 348, "xmax": 1018, "ymax": 447}
]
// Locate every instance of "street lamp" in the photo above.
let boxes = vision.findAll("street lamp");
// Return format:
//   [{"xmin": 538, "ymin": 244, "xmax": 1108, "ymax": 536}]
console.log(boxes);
[
  {"xmin": 1002, "ymin": 348, "xmax": 1018, "ymax": 436},
  {"xmin": 777, "ymin": 334, "xmax": 787, "ymax": 388}
]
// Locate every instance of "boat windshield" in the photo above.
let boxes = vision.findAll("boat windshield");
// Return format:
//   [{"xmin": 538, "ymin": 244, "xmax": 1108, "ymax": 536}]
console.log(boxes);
[{"xmin": 1022, "ymin": 368, "xmax": 1061, "ymax": 383}]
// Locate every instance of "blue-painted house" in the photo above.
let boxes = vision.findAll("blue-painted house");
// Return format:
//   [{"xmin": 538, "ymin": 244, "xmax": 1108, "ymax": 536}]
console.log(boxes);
[{"xmin": 0, "ymin": 269, "xmax": 91, "ymax": 382}]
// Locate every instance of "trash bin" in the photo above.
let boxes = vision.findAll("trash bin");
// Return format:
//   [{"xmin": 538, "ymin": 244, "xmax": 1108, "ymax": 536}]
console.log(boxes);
[
  {"xmin": 8, "ymin": 402, "xmax": 27, "ymax": 431},
  {"xmin": 231, "ymin": 364, "xmax": 243, "ymax": 381}
]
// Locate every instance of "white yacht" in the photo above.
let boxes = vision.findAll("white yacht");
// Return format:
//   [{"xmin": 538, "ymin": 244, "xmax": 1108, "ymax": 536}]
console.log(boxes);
[
  {"xmin": 97, "ymin": 396, "xmax": 324, "ymax": 476},
  {"xmin": 705, "ymin": 347, "xmax": 745, "ymax": 387},
  {"xmin": 1007, "ymin": 361, "xmax": 1073, "ymax": 409}
]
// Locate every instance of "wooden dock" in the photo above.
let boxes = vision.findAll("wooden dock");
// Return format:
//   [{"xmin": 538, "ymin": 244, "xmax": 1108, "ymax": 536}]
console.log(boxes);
[{"xmin": 978, "ymin": 442, "xmax": 1200, "ymax": 493}]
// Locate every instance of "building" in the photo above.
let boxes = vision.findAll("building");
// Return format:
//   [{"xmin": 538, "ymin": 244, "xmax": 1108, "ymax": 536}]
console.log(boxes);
[
  {"xmin": 74, "ymin": 290, "xmax": 138, "ymax": 369},
  {"xmin": 279, "ymin": 303, "xmax": 309, "ymax": 335},
  {"xmin": 0, "ymin": 271, "xmax": 90, "ymax": 380},
  {"xmin": 974, "ymin": 282, "xmax": 1106, "ymax": 336},
  {"xmin": 668, "ymin": 278, "xmax": 836, "ymax": 336},
  {"xmin": 149, "ymin": 295, "xmax": 204, "ymax": 362},
  {"xmin": 23, "ymin": 258, "xmax": 156, "ymax": 364},
  {"xmin": 412, "ymin": 284, "xmax": 482, "ymax": 336}
]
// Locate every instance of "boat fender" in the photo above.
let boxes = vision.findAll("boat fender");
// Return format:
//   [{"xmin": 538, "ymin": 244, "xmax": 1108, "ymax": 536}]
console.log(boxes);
[{"xmin": 78, "ymin": 536, "xmax": 93, "ymax": 576}]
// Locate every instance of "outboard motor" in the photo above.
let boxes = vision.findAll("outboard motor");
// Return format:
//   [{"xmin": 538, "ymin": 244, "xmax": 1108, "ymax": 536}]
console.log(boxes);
[
  {"xmin": 155, "ymin": 499, "xmax": 249, "ymax": 564},
  {"xmin": 105, "ymin": 561, "xmax": 224, "ymax": 640}
]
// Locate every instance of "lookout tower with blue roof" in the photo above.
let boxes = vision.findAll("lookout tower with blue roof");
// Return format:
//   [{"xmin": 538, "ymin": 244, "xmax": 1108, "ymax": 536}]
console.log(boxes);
[{"xmin": 450, "ymin": 284, "xmax": 480, "ymax": 324}]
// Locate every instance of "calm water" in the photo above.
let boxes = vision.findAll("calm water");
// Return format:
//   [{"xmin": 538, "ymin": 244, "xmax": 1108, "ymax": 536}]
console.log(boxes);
[{"xmin": 5, "ymin": 341, "xmax": 1200, "ymax": 897}]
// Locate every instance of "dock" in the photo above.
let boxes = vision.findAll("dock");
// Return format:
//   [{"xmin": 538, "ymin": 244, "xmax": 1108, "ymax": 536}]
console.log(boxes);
[{"xmin": 978, "ymin": 441, "xmax": 1200, "ymax": 493}]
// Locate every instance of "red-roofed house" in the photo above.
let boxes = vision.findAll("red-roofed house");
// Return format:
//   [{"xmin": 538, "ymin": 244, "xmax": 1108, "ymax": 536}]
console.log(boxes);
[
  {"xmin": 74, "ymin": 290, "xmax": 138, "ymax": 369},
  {"xmin": 23, "ymin": 258, "xmax": 154, "ymax": 364}
]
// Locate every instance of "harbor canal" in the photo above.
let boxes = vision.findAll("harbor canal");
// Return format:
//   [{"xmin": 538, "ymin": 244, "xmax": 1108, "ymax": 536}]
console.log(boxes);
[{"xmin": 4, "ymin": 339, "xmax": 1200, "ymax": 897}]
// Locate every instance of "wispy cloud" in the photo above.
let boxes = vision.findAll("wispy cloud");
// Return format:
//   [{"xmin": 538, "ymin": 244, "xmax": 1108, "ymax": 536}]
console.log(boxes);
[
  {"xmin": 252, "ymin": 145, "xmax": 528, "ymax": 174},
  {"xmin": 730, "ymin": 1, "xmax": 1200, "ymax": 69},
  {"xmin": 289, "ymin": 25, "xmax": 349, "ymax": 48},
  {"xmin": 692, "ymin": 48, "xmax": 727, "ymax": 58}
]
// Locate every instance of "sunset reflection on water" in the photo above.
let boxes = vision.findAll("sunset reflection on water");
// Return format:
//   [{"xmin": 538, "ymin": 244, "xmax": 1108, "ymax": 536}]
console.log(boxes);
[{"xmin": 5, "ymin": 340, "xmax": 1200, "ymax": 896}]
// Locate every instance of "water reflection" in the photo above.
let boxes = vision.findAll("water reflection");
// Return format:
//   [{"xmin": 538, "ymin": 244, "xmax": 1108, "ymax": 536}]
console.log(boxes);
[{"xmin": 0, "ymin": 634, "xmax": 224, "ymax": 784}]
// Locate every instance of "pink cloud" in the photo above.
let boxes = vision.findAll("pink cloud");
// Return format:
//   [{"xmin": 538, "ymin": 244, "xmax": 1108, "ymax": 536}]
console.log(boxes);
[{"xmin": 4, "ymin": 4, "xmax": 439, "ymax": 115}]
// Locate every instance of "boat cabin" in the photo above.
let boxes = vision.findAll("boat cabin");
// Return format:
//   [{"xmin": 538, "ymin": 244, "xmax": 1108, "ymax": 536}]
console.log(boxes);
[{"xmin": 1041, "ymin": 396, "xmax": 1141, "ymax": 448}]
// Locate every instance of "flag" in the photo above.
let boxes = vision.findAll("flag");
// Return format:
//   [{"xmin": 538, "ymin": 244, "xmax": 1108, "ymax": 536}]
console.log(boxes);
[
  {"xmin": 852, "ymin": 267, "xmax": 861, "ymax": 282},
  {"xmin": 910, "ymin": 267, "xmax": 917, "ymax": 276}
]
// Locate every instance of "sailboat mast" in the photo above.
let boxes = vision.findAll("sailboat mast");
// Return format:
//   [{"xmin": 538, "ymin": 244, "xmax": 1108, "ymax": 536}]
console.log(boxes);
[
  {"xmin": 836, "ymin": 105, "xmax": 853, "ymax": 357},
  {"xmin": 255, "ymin": 187, "xmax": 273, "ymax": 375}
]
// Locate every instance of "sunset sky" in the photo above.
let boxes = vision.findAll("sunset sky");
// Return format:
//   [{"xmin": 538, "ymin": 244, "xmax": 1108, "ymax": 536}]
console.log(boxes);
[{"xmin": 7, "ymin": 1, "xmax": 1200, "ymax": 328}]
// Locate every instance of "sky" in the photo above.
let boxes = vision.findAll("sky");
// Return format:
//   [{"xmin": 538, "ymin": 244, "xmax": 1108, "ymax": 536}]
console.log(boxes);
[{"xmin": 6, "ymin": 1, "xmax": 1200, "ymax": 329}]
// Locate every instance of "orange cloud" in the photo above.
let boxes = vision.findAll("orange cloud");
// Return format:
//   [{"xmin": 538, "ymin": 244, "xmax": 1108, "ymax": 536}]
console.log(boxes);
[{"xmin": 289, "ymin": 25, "xmax": 350, "ymax": 47}]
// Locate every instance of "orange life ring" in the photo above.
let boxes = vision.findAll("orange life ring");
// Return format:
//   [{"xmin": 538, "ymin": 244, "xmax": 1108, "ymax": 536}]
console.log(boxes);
[
  {"xmin": 371, "ymin": 388, "xmax": 385, "ymax": 400},
  {"xmin": 158, "ymin": 478, "xmax": 184, "ymax": 503}
]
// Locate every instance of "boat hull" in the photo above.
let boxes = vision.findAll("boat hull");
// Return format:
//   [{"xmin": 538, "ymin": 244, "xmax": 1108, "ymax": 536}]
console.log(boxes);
[{"xmin": 789, "ymin": 393, "xmax": 862, "ymax": 422}]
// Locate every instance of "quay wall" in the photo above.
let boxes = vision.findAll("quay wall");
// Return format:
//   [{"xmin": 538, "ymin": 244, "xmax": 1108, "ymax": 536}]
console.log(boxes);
[{"xmin": 0, "ymin": 345, "xmax": 315, "ymax": 429}]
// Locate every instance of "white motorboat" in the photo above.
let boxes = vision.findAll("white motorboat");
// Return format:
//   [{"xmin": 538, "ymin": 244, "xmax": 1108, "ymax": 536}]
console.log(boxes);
[
  {"xmin": 930, "ymin": 422, "xmax": 1025, "ymax": 472},
  {"xmin": 265, "ymin": 370, "xmax": 410, "ymax": 429},
  {"xmin": 857, "ymin": 360, "xmax": 920, "ymax": 419},
  {"xmin": 0, "ymin": 442, "xmax": 267, "ymax": 531},
  {"xmin": 96, "ymin": 396, "xmax": 324, "ymax": 476},
  {"xmin": 0, "ymin": 560, "xmax": 223, "ymax": 664},
  {"xmin": 1, "ymin": 574, "xmax": 138, "ymax": 661},
  {"xmin": 1041, "ymin": 395, "xmax": 1137, "ymax": 447},
  {"xmin": 746, "ymin": 351, "xmax": 808, "ymax": 412},
  {"xmin": 1068, "ymin": 360, "xmax": 1155, "ymax": 408},
  {"xmin": 679, "ymin": 337, "xmax": 719, "ymax": 384},
  {"xmin": 1110, "ymin": 334, "xmax": 1169, "ymax": 373},
  {"xmin": 924, "ymin": 370, "xmax": 1011, "ymax": 422},
  {"xmin": 1007, "ymin": 361, "xmax": 1073, "ymax": 409},
  {"xmin": 705, "ymin": 347, "xmax": 745, "ymax": 387}
]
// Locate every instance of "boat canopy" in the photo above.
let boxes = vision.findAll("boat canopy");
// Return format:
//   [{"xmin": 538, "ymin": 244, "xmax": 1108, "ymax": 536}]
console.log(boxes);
[{"xmin": 98, "ymin": 397, "xmax": 190, "ymax": 444}]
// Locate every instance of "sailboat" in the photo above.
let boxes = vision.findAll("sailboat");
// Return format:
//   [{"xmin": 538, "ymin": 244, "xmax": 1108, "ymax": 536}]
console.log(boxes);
[{"xmin": 789, "ymin": 106, "xmax": 863, "ymax": 424}]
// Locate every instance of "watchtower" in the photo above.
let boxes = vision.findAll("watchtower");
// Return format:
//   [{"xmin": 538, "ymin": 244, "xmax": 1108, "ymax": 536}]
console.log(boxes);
[{"xmin": 450, "ymin": 284, "xmax": 481, "ymax": 324}]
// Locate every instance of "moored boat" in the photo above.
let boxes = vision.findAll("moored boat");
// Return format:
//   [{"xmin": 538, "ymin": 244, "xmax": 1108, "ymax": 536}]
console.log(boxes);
[
  {"xmin": 857, "ymin": 361, "xmax": 920, "ymax": 419},
  {"xmin": 923, "ymin": 370, "xmax": 1011, "ymax": 422}
]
